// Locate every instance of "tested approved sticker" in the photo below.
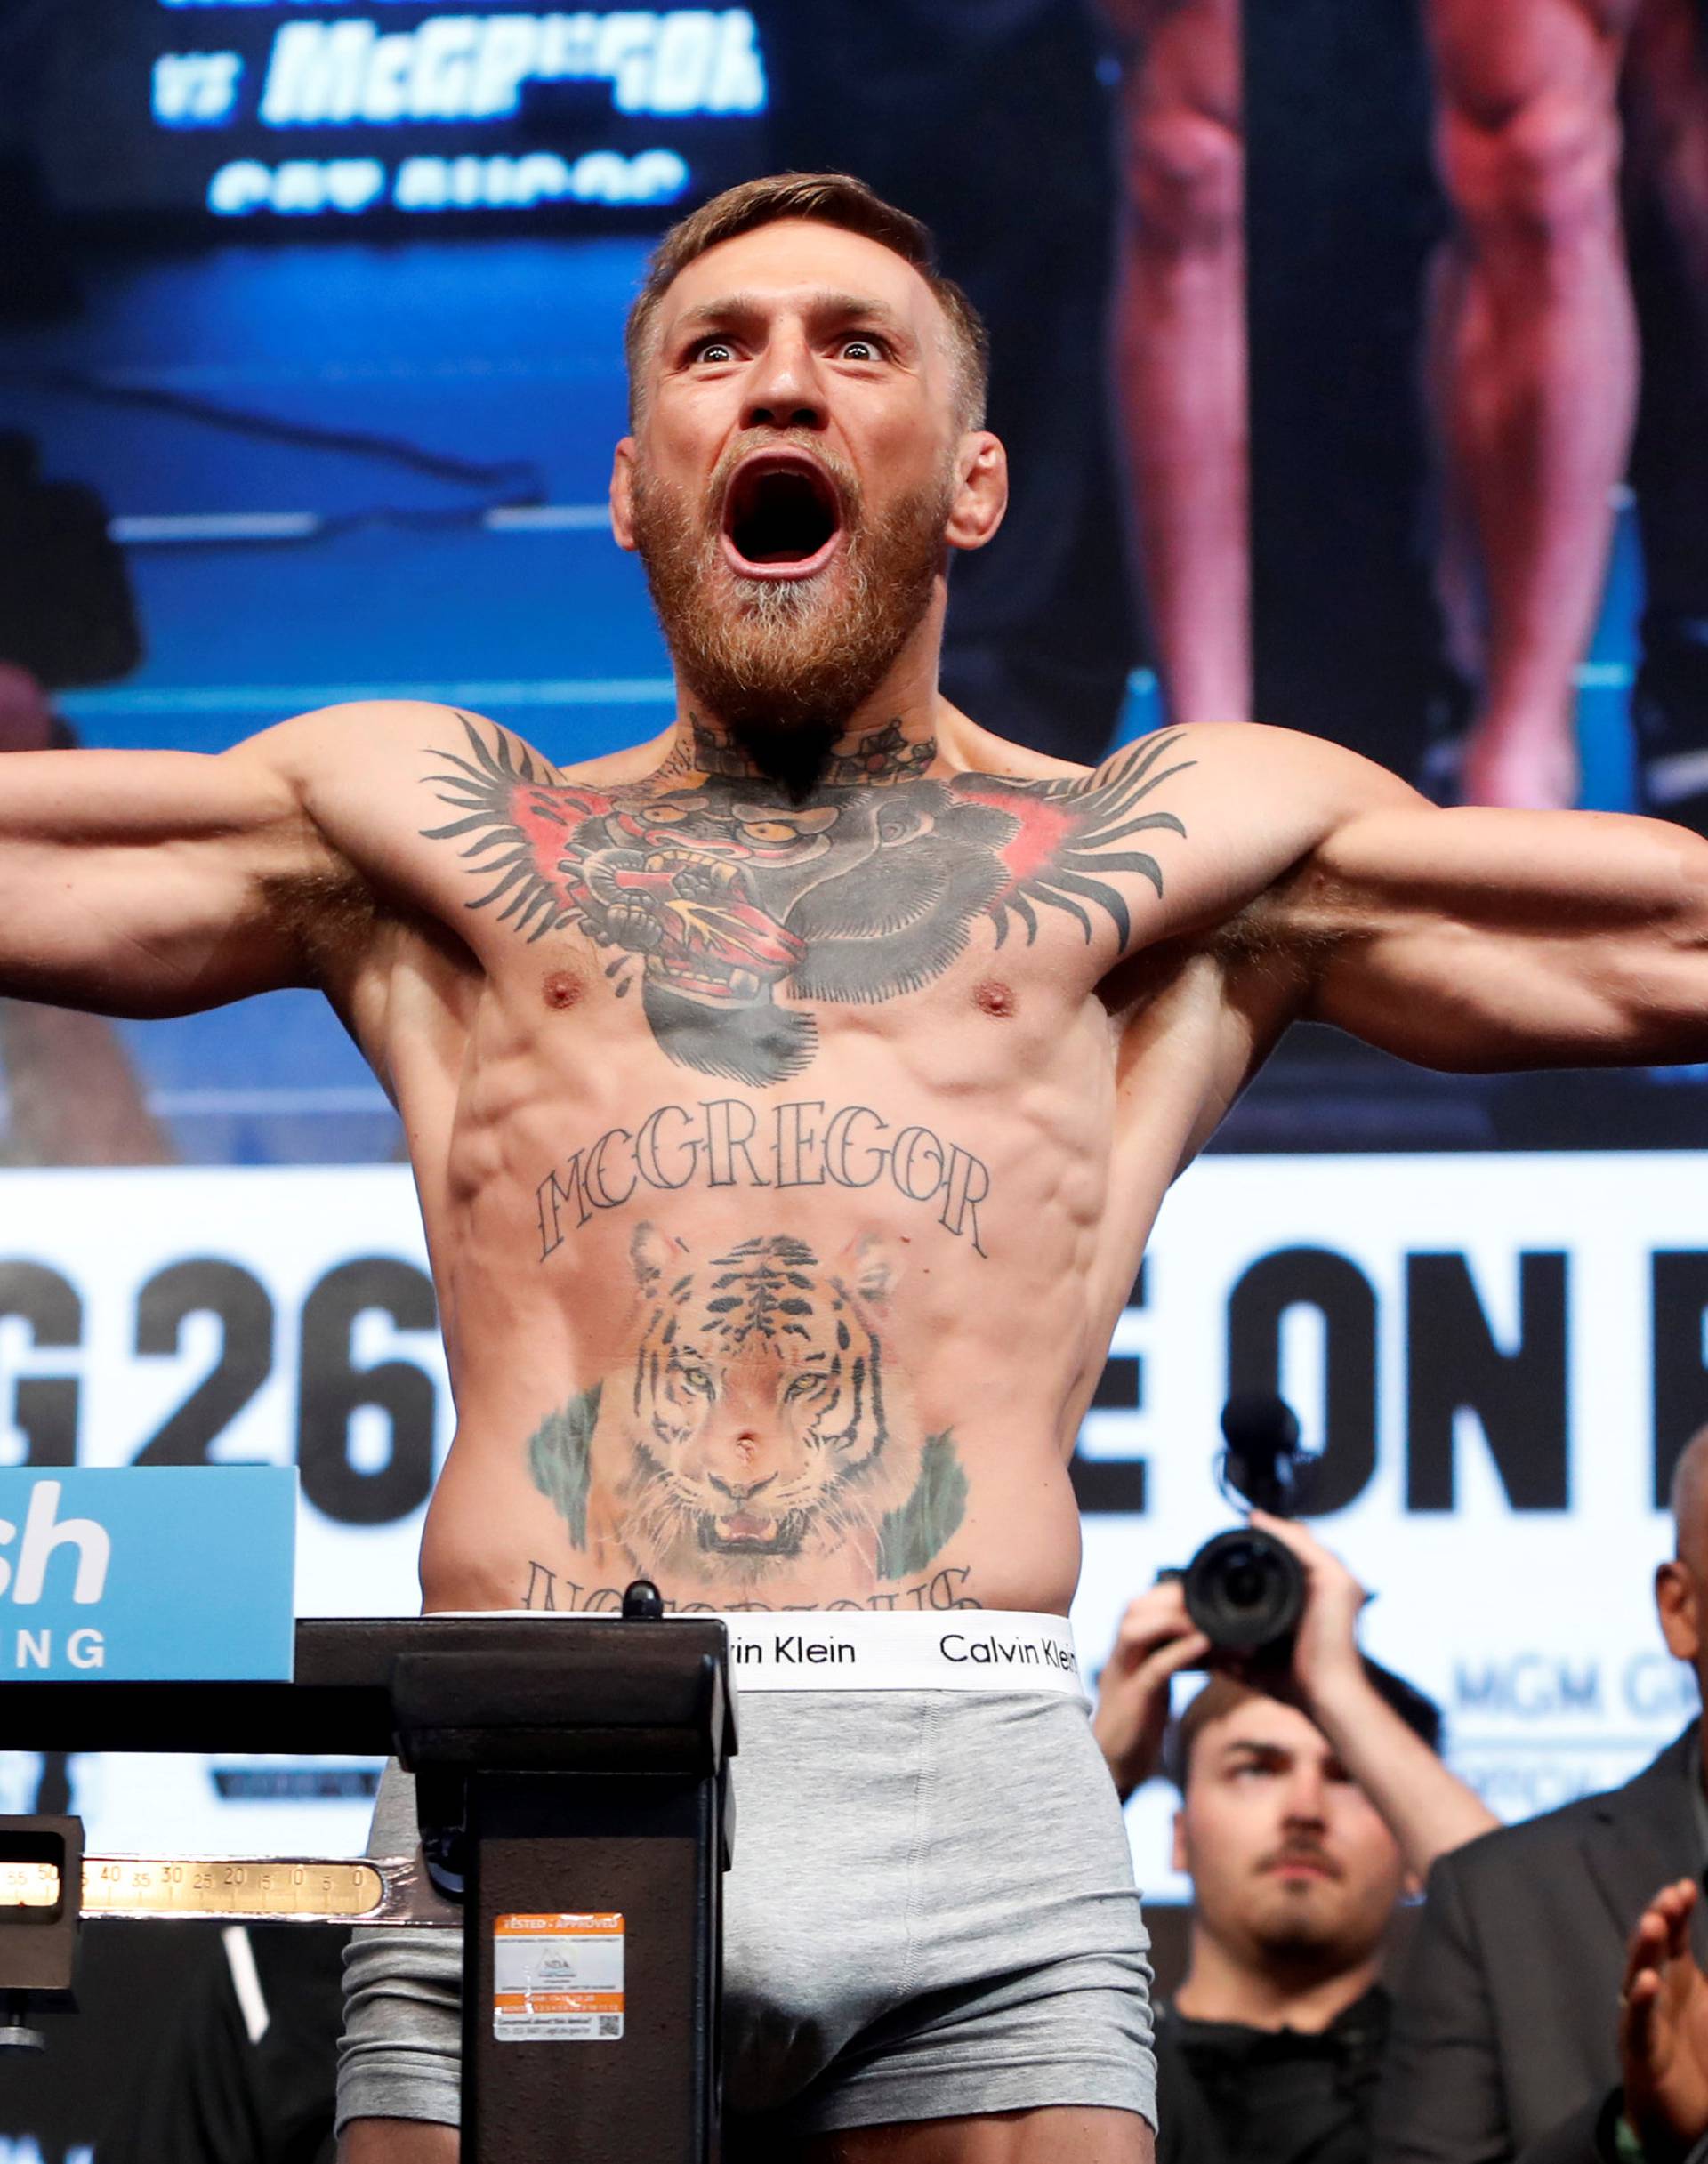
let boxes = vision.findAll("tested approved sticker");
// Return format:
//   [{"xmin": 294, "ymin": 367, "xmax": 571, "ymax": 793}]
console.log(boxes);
[{"xmin": 494, "ymin": 1911, "xmax": 624, "ymax": 2041}]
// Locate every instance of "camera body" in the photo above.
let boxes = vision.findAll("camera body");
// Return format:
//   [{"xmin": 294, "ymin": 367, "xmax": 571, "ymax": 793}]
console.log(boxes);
[{"xmin": 1168, "ymin": 1396, "xmax": 1309, "ymax": 1660}]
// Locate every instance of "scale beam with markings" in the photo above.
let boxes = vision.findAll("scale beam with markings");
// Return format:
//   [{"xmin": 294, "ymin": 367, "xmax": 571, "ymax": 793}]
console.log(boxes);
[
  {"xmin": 0, "ymin": 1599, "xmax": 736, "ymax": 2164},
  {"xmin": 2, "ymin": 1846, "xmax": 452, "ymax": 1926}
]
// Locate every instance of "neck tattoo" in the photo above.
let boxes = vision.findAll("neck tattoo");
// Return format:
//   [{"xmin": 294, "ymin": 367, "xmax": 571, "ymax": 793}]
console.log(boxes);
[{"xmin": 666, "ymin": 713, "xmax": 936, "ymax": 794}]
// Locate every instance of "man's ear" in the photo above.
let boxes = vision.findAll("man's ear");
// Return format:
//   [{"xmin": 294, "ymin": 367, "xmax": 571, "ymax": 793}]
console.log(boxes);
[
  {"xmin": 944, "ymin": 432, "xmax": 1008, "ymax": 554},
  {"xmin": 610, "ymin": 438, "xmax": 639, "ymax": 553},
  {"xmin": 632, "ymin": 1222, "xmax": 683, "ymax": 1296},
  {"xmin": 1657, "ymin": 1559, "xmax": 1701, "ymax": 1663},
  {"xmin": 843, "ymin": 1234, "xmax": 902, "ymax": 1311}
]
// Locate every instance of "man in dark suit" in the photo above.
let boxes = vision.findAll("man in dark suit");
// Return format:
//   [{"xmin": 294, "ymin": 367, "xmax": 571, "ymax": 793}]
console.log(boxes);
[{"xmin": 1377, "ymin": 1427, "xmax": 1708, "ymax": 2164}]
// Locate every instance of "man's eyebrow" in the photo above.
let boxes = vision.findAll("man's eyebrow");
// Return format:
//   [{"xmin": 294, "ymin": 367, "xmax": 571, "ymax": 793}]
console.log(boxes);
[
  {"xmin": 1221, "ymin": 1738, "xmax": 1289, "ymax": 1763},
  {"xmin": 672, "ymin": 292, "xmax": 767, "ymax": 335},
  {"xmin": 670, "ymin": 291, "xmax": 916, "ymax": 340},
  {"xmin": 808, "ymin": 292, "xmax": 913, "ymax": 334}
]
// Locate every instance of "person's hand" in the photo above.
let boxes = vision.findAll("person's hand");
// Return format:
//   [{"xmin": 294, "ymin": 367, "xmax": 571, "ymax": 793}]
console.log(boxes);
[
  {"xmin": 1092, "ymin": 1580, "xmax": 1211, "ymax": 1800},
  {"xmin": 1620, "ymin": 1878, "xmax": 1708, "ymax": 2161},
  {"xmin": 1245, "ymin": 1510, "xmax": 1369, "ymax": 1716}
]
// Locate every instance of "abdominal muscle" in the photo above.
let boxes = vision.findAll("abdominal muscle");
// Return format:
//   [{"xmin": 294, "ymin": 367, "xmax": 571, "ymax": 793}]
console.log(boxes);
[
  {"xmin": 412, "ymin": 1197, "xmax": 1097, "ymax": 1623},
  {"xmin": 418, "ymin": 1444, "xmax": 1085, "ymax": 1621},
  {"xmin": 395, "ymin": 954, "xmax": 1181, "ymax": 1629}
]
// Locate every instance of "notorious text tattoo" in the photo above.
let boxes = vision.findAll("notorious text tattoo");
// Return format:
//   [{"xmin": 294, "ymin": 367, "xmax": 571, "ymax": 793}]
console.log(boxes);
[{"xmin": 523, "ymin": 1558, "xmax": 980, "ymax": 1613}]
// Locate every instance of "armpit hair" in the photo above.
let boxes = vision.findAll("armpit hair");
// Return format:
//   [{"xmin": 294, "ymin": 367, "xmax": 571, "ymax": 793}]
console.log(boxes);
[
  {"xmin": 1206, "ymin": 852, "xmax": 1375, "ymax": 994},
  {"xmin": 259, "ymin": 864, "xmax": 385, "ymax": 984}
]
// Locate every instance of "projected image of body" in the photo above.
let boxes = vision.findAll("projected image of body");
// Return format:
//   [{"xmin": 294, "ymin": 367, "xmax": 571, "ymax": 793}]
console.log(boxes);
[{"xmin": 1112, "ymin": 0, "xmax": 1708, "ymax": 831}]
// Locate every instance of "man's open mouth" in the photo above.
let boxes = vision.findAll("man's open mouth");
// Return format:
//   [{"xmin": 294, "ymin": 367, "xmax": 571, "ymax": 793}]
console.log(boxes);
[
  {"xmin": 699, "ymin": 1508, "xmax": 806, "ymax": 1556},
  {"xmin": 721, "ymin": 455, "xmax": 843, "ymax": 579}
]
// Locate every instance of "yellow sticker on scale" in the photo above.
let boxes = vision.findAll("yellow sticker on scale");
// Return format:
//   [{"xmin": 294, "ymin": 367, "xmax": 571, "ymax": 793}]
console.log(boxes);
[{"xmin": 493, "ymin": 1911, "xmax": 624, "ymax": 2041}]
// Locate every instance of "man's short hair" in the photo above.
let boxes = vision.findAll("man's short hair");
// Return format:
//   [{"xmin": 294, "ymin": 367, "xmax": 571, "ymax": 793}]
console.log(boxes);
[
  {"xmin": 624, "ymin": 172, "xmax": 990, "ymax": 430},
  {"xmin": 1161, "ymin": 1658, "xmax": 1445, "ymax": 1794}
]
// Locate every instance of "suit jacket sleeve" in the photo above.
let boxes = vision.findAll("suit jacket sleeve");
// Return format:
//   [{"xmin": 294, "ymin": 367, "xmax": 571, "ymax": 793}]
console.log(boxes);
[{"xmin": 1376, "ymin": 1849, "xmax": 1607, "ymax": 2164}]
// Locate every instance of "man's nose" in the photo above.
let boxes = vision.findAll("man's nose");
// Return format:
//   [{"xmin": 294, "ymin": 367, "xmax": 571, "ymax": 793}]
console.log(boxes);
[
  {"xmin": 705, "ymin": 1414, "xmax": 769, "ymax": 1480},
  {"xmin": 707, "ymin": 1470, "xmax": 777, "ymax": 1501},
  {"xmin": 742, "ymin": 334, "xmax": 827, "ymax": 432},
  {"xmin": 1282, "ymin": 1772, "xmax": 1331, "ymax": 1825}
]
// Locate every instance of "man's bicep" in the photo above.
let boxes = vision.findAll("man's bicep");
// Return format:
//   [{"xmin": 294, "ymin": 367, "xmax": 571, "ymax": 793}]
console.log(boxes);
[
  {"xmin": 0, "ymin": 844, "xmax": 310, "ymax": 1015},
  {"xmin": 1293, "ymin": 804, "xmax": 1708, "ymax": 1069},
  {"xmin": 0, "ymin": 744, "xmax": 326, "ymax": 1015}
]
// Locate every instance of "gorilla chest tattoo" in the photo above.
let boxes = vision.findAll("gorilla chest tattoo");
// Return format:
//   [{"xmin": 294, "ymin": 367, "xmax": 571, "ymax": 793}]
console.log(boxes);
[{"xmin": 423, "ymin": 718, "xmax": 1194, "ymax": 1086}]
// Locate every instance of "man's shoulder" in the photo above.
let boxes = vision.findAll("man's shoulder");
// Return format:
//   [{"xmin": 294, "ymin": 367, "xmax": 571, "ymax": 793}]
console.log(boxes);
[
  {"xmin": 1435, "ymin": 1727, "xmax": 1697, "ymax": 1889},
  {"xmin": 951, "ymin": 716, "xmax": 1368, "ymax": 780},
  {"xmin": 250, "ymin": 696, "xmax": 487, "ymax": 759},
  {"xmin": 946, "ymin": 720, "xmax": 1421, "ymax": 887},
  {"xmin": 246, "ymin": 701, "xmax": 669, "ymax": 798},
  {"xmin": 947, "ymin": 713, "xmax": 1089, "ymax": 784}
]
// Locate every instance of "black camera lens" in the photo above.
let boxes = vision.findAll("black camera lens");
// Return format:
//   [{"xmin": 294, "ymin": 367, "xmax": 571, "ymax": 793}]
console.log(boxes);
[{"xmin": 1182, "ymin": 1527, "xmax": 1306, "ymax": 1655}]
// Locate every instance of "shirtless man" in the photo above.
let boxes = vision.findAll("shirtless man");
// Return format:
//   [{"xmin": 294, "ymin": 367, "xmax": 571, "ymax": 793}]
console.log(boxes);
[{"xmin": 9, "ymin": 170, "xmax": 1708, "ymax": 2159}]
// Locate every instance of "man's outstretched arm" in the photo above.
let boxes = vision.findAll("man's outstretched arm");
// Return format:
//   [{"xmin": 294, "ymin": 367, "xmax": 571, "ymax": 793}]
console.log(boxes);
[
  {"xmin": 1300, "ymin": 804, "xmax": 1708, "ymax": 1069},
  {"xmin": 1218, "ymin": 726, "xmax": 1708, "ymax": 1070},
  {"xmin": 0, "ymin": 735, "xmax": 341, "ymax": 1017}
]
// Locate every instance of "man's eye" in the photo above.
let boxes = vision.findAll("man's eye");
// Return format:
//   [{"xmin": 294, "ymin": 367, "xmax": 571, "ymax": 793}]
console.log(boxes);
[
  {"xmin": 693, "ymin": 340, "xmax": 735, "ymax": 364},
  {"xmin": 839, "ymin": 336, "xmax": 883, "ymax": 362}
]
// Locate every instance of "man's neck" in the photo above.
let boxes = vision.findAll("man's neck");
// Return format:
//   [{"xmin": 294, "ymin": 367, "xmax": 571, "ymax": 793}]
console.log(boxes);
[
  {"xmin": 664, "ymin": 710, "xmax": 938, "ymax": 792},
  {"xmin": 1172, "ymin": 1926, "xmax": 1382, "ymax": 2035}
]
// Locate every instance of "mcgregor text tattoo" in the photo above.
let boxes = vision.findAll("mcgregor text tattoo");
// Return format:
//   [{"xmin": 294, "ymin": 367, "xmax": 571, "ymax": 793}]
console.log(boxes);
[{"xmin": 534, "ymin": 1095, "xmax": 992, "ymax": 1259}]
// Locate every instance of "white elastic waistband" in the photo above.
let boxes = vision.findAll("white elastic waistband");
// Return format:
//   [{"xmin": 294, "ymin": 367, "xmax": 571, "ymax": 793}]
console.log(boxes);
[
  {"xmin": 431, "ymin": 1607, "xmax": 1085, "ymax": 1698},
  {"xmin": 717, "ymin": 1610, "xmax": 1084, "ymax": 1696}
]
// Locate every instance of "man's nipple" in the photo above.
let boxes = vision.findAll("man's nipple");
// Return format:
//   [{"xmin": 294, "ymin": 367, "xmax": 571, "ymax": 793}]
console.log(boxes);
[
  {"xmin": 543, "ymin": 970, "xmax": 584, "ymax": 1011},
  {"xmin": 974, "ymin": 978, "xmax": 1017, "ymax": 1018}
]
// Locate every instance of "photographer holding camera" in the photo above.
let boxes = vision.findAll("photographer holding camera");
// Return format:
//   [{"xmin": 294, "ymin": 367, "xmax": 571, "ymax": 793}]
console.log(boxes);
[{"xmin": 1094, "ymin": 1514, "xmax": 1496, "ymax": 2164}]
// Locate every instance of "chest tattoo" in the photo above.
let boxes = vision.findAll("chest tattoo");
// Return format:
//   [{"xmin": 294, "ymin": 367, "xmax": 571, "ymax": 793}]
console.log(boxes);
[{"xmin": 421, "ymin": 718, "xmax": 1194, "ymax": 1085}]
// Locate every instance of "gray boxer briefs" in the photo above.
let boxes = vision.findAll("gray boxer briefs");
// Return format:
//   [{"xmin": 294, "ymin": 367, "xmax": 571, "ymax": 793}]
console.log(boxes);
[{"xmin": 337, "ymin": 1686, "xmax": 1156, "ymax": 2138}]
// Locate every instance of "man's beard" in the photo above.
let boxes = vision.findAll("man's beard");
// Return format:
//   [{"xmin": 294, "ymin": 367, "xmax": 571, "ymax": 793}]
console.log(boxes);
[
  {"xmin": 628, "ymin": 436, "xmax": 954, "ymax": 738},
  {"xmin": 1248, "ymin": 1868, "xmax": 1369, "ymax": 1975},
  {"xmin": 1253, "ymin": 1911, "xmax": 1349, "ymax": 1966}
]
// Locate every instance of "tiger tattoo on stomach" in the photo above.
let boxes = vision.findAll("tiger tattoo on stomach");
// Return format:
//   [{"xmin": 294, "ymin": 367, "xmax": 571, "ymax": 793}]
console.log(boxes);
[{"xmin": 526, "ymin": 1225, "xmax": 969, "ymax": 1603}]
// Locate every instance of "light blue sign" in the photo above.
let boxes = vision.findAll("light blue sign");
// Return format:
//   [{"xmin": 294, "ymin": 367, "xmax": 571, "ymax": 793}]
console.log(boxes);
[{"xmin": 0, "ymin": 1467, "xmax": 297, "ymax": 1682}]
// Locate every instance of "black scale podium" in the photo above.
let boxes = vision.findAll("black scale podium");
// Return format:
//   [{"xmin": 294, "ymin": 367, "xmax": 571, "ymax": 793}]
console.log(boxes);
[{"xmin": 0, "ymin": 1596, "xmax": 736, "ymax": 2164}]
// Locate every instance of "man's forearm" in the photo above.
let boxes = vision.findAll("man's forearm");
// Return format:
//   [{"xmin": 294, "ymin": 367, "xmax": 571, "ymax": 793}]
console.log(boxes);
[{"xmin": 1309, "ymin": 1669, "xmax": 1497, "ymax": 1878}]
